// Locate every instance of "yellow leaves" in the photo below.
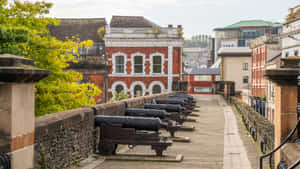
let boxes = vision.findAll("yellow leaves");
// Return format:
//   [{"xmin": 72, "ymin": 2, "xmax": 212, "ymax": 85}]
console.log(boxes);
[{"xmin": 97, "ymin": 26, "xmax": 105, "ymax": 40}]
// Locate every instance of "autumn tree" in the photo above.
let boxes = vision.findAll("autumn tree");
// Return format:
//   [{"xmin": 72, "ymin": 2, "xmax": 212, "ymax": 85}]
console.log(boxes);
[{"xmin": 0, "ymin": 0, "xmax": 101, "ymax": 116}]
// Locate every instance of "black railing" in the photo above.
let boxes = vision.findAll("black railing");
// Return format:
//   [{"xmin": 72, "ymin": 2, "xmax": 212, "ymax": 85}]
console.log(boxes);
[
  {"xmin": 0, "ymin": 154, "xmax": 10, "ymax": 169},
  {"xmin": 259, "ymin": 72, "xmax": 300, "ymax": 169}
]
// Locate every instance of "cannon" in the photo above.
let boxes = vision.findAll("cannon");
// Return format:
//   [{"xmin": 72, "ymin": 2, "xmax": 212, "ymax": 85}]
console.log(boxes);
[
  {"xmin": 170, "ymin": 94, "xmax": 196, "ymax": 104},
  {"xmin": 144, "ymin": 104, "xmax": 187, "ymax": 124},
  {"xmin": 155, "ymin": 98, "xmax": 194, "ymax": 112},
  {"xmin": 125, "ymin": 108, "xmax": 181, "ymax": 137},
  {"xmin": 95, "ymin": 115, "xmax": 172, "ymax": 156},
  {"xmin": 125, "ymin": 108, "xmax": 171, "ymax": 119}
]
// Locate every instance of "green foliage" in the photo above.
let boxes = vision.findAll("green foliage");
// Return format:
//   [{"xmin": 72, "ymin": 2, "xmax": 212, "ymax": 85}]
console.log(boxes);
[
  {"xmin": 109, "ymin": 90, "xmax": 129, "ymax": 102},
  {"xmin": 177, "ymin": 28, "xmax": 183, "ymax": 38},
  {"xmin": 0, "ymin": 0, "xmax": 101, "ymax": 116},
  {"xmin": 97, "ymin": 26, "xmax": 105, "ymax": 40}
]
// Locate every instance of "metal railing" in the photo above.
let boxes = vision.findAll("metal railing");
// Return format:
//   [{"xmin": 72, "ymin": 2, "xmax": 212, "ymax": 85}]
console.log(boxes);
[{"xmin": 0, "ymin": 154, "xmax": 10, "ymax": 169}]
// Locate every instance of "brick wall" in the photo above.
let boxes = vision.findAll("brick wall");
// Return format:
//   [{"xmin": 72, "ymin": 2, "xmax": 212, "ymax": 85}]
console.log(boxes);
[{"xmin": 34, "ymin": 92, "xmax": 175, "ymax": 169}]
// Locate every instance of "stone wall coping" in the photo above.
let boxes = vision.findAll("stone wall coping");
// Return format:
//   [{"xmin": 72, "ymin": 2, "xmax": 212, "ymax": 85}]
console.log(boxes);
[
  {"xmin": 0, "ymin": 54, "xmax": 50, "ymax": 83},
  {"xmin": 264, "ymin": 68, "xmax": 299, "ymax": 85},
  {"xmin": 35, "ymin": 107, "xmax": 93, "ymax": 128}
]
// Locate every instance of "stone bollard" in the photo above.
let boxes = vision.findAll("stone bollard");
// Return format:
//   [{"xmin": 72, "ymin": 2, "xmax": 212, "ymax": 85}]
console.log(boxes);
[{"xmin": 0, "ymin": 54, "xmax": 50, "ymax": 169}]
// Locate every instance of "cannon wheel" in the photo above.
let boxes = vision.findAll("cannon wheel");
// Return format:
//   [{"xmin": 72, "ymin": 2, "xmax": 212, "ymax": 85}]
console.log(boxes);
[
  {"xmin": 99, "ymin": 143, "xmax": 118, "ymax": 155},
  {"xmin": 151, "ymin": 145, "xmax": 166, "ymax": 156}
]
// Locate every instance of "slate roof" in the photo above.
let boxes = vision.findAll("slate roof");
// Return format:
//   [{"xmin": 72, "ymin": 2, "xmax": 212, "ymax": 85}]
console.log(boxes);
[
  {"xmin": 214, "ymin": 20, "xmax": 281, "ymax": 31},
  {"xmin": 110, "ymin": 16, "xmax": 160, "ymax": 28},
  {"xmin": 188, "ymin": 68, "xmax": 220, "ymax": 75},
  {"xmin": 48, "ymin": 18, "xmax": 107, "ymax": 42}
]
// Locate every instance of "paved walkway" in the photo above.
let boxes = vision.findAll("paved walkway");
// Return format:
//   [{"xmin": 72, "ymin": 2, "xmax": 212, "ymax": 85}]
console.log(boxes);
[{"xmin": 86, "ymin": 95, "xmax": 255, "ymax": 169}]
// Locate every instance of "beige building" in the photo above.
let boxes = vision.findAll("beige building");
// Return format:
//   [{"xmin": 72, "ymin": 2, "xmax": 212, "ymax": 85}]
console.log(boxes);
[{"xmin": 219, "ymin": 47, "xmax": 252, "ymax": 102}]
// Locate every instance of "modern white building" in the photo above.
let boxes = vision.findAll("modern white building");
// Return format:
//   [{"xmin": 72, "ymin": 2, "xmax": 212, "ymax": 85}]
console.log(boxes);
[{"xmin": 281, "ymin": 5, "xmax": 300, "ymax": 58}]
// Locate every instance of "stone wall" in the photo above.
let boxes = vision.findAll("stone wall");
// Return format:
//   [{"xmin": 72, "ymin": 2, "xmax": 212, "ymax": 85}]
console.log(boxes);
[
  {"xmin": 34, "ymin": 92, "xmax": 175, "ymax": 169},
  {"xmin": 230, "ymin": 97, "xmax": 274, "ymax": 157}
]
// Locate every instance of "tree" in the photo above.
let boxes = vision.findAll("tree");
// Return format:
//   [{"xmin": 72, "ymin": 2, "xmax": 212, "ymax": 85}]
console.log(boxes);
[
  {"xmin": 0, "ymin": 0, "xmax": 101, "ymax": 116},
  {"xmin": 109, "ymin": 91, "xmax": 130, "ymax": 102}
]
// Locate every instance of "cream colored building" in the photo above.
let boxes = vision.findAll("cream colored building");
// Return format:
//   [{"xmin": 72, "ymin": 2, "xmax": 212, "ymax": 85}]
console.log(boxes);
[{"xmin": 219, "ymin": 47, "xmax": 252, "ymax": 103}]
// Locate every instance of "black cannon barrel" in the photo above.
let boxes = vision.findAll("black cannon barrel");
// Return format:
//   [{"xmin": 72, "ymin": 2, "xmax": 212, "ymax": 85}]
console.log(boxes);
[
  {"xmin": 155, "ymin": 98, "xmax": 187, "ymax": 105},
  {"xmin": 170, "ymin": 94, "xmax": 194, "ymax": 99},
  {"xmin": 95, "ymin": 115, "xmax": 168, "ymax": 131},
  {"xmin": 144, "ymin": 104, "xmax": 185, "ymax": 112},
  {"xmin": 125, "ymin": 108, "xmax": 171, "ymax": 119}
]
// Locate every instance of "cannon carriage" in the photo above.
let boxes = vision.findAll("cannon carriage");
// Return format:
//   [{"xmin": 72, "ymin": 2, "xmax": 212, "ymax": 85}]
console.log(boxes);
[
  {"xmin": 125, "ymin": 108, "xmax": 181, "ymax": 137},
  {"xmin": 95, "ymin": 115, "xmax": 172, "ymax": 156}
]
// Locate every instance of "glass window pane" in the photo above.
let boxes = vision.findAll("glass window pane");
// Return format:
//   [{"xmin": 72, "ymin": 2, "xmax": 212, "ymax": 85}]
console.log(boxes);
[
  {"xmin": 134, "ymin": 85, "xmax": 143, "ymax": 97},
  {"xmin": 134, "ymin": 56, "xmax": 143, "ymax": 73},
  {"xmin": 152, "ymin": 85, "xmax": 161, "ymax": 94},
  {"xmin": 152, "ymin": 56, "xmax": 162, "ymax": 73},
  {"xmin": 134, "ymin": 56, "xmax": 143, "ymax": 64},
  {"xmin": 116, "ymin": 56, "xmax": 124, "ymax": 64},
  {"xmin": 134, "ymin": 65, "xmax": 143, "ymax": 73},
  {"xmin": 153, "ymin": 65, "xmax": 161, "ymax": 73},
  {"xmin": 116, "ymin": 85, "xmax": 124, "ymax": 93},
  {"xmin": 153, "ymin": 56, "xmax": 161, "ymax": 64}
]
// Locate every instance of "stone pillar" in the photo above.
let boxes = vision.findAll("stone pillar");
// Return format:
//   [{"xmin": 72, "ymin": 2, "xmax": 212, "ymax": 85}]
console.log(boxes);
[
  {"xmin": 265, "ymin": 65, "xmax": 299, "ymax": 168},
  {"xmin": 0, "ymin": 54, "xmax": 49, "ymax": 169},
  {"xmin": 274, "ymin": 85, "xmax": 298, "ymax": 165}
]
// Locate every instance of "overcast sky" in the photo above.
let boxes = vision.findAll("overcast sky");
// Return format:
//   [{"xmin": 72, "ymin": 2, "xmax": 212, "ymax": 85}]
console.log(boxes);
[{"xmin": 44, "ymin": 0, "xmax": 299, "ymax": 38}]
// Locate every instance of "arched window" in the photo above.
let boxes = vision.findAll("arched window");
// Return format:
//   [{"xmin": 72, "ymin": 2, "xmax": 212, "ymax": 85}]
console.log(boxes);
[
  {"xmin": 152, "ymin": 55, "xmax": 162, "ymax": 73},
  {"xmin": 152, "ymin": 85, "xmax": 162, "ymax": 94},
  {"xmin": 115, "ymin": 55, "xmax": 125, "ymax": 73},
  {"xmin": 115, "ymin": 85, "xmax": 124, "ymax": 94},
  {"xmin": 134, "ymin": 85, "xmax": 143, "ymax": 97},
  {"xmin": 134, "ymin": 56, "xmax": 143, "ymax": 73}
]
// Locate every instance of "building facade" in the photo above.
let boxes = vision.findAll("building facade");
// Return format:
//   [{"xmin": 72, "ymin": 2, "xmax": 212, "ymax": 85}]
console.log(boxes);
[
  {"xmin": 186, "ymin": 68, "xmax": 220, "ymax": 95},
  {"xmin": 104, "ymin": 16, "xmax": 184, "ymax": 99},
  {"xmin": 281, "ymin": 5, "xmax": 300, "ymax": 58},
  {"xmin": 250, "ymin": 35, "xmax": 281, "ymax": 98},
  {"xmin": 214, "ymin": 20, "xmax": 282, "ymax": 61},
  {"xmin": 219, "ymin": 47, "xmax": 252, "ymax": 103}
]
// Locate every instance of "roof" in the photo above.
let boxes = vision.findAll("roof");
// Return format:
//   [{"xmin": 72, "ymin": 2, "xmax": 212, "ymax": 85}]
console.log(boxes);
[
  {"xmin": 218, "ymin": 47, "xmax": 252, "ymax": 57},
  {"xmin": 214, "ymin": 20, "xmax": 281, "ymax": 31},
  {"xmin": 48, "ymin": 18, "xmax": 107, "ymax": 42},
  {"xmin": 110, "ymin": 16, "xmax": 160, "ymax": 28},
  {"xmin": 188, "ymin": 68, "xmax": 220, "ymax": 75}
]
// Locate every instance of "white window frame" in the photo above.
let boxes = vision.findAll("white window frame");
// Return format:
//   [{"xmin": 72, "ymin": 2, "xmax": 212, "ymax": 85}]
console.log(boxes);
[
  {"xmin": 148, "ymin": 81, "xmax": 165, "ymax": 95},
  {"xmin": 111, "ymin": 81, "xmax": 128, "ymax": 95},
  {"xmin": 194, "ymin": 75, "xmax": 212, "ymax": 81},
  {"xmin": 130, "ymin": 81, "xmax": 146, "ymax": 98},
  {"xmin": 112, "ymin": 52, "xmax": 127, "ymax": 74},
  {"xmin": 150, "ymin": 52, "xmax": 165, "ymax": 75},
  {"xmin": 131, "ymin": 52, "xmax": 146, "ymax": 75}
]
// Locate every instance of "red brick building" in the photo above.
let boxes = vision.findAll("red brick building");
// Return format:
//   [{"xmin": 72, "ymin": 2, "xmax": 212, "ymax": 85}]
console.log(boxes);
[
  {"xmin": 250, "ymin": 35, "xmax": 280, "ymax": 98},
  {"xmin": 186, "ymin": 68, "xmax": 220, "ymax": 95},
  {"xmin": 104, "ymin": 16, "xmax": 184, "ymax": 99}
]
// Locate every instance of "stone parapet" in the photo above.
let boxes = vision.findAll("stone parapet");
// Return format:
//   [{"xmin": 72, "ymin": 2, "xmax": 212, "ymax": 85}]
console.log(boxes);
[{"xmin": 33, "ymin": 91, "xmax": 176, "ymax": 169}]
